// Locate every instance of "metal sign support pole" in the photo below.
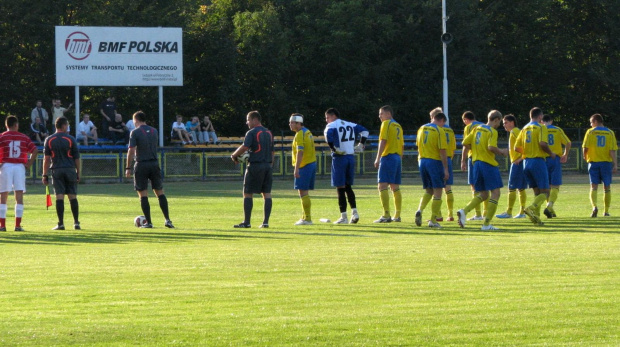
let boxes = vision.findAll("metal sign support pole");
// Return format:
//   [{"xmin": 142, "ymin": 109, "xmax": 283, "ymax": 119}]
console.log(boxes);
[{"xmin": 159, "ymin": 86, "xmax": 164, "ymax": 147}]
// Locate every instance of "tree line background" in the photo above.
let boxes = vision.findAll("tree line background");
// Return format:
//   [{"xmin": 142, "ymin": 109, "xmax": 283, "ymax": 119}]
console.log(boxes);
[{"xmin": 0, "ymin": 0, "xmax": 618, "ymax": 137}]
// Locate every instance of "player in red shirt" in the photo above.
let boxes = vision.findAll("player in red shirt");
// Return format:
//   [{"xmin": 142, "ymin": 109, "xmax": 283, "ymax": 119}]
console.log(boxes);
[{"xmin": 0, "ymin": 115, "xmax": 38, "ymax": 231}]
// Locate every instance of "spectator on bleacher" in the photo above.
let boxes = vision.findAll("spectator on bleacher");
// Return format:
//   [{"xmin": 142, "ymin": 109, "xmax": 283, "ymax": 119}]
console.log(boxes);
[
  {"xmin": 185, "ymin": 116, "xmax": 201, "ymax": 144},
  {"xmin": 76, "ymin": 114, "xmax": 99, "ymax": 146},
  {"xmin": 31, "ymin": 100, "xmax": 50, "ymax": 132},
  {"xmin": 171, "ymin": 115, "xmax": 192, "ymax": 145},
  {"xmin": 108, "ymin": 113, "xmax": 129, "ymax": 145},
  {"xmin": 201, "ymin": 115, "xmax": 219, "ymax": 144},
  {"xmin": 51, "ymin": 99, "xmax": 73, "ymax": 125},
  {"xmin": 99, "ymin": 96, "xmax": 116, "ymax": 139},
  {"xmin": 29, "ymin": 116, "xmax": 49, "ymax": 144}
]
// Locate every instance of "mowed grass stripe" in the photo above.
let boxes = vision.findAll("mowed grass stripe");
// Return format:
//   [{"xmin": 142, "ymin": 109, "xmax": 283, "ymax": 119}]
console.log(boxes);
[{"xmin": 0, "ymin": 177, "xmax": 618, "ymax": 345}]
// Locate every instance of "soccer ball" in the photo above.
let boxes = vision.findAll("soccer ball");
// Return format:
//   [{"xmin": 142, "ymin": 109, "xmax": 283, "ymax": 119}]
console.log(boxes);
[
  {"xmin": 134, "ymin": 215, "xmax": 148, "ymax": 227},
  {"xmin": 238, "ymin": 152, "xmax": 250, "ymax": 164}
]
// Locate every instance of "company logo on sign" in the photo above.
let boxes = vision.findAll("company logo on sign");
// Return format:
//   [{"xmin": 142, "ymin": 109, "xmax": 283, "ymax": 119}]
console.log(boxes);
[{"xmin": 65, "ymin": 32, "xmax": 92, "ymax": 60}]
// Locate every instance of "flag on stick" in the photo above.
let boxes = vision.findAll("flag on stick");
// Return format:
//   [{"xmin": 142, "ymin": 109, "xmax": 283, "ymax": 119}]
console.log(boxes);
[{"xmin": 46, "ymin": 185, "xmax": 52, "ymax": 210}]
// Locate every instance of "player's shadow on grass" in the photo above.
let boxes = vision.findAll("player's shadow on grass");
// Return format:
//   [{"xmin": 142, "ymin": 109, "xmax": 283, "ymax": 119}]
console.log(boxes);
[
  {"xmin": 357, "ymin": 223, "xmax": 528, "ymax": 236},
  {"xmin": 250, "ymin": 229, "xmax": 370, "ymax": 238},
  {"xmin": 361, "ymin": 229, "xmax": 514, "ymax": 236},
  {"xmin": 0, "ymin": 230, "xmax": 280, "ymax": 246},
  {"xmin": 535, "ymin": 218, "xmax": 620, "ymax": 234}
]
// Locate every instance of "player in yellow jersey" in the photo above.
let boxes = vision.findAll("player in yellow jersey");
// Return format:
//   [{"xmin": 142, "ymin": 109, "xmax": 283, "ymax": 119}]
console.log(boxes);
[
  {"xmin": 425, "ymin": 107, "xmax": 457, "ymax": 222},
  {"xmin": 289, "ymin": 114, "xmax": 317, "ymax": 225},
  {"xmin": 461, "ymin": 111, "xmax": 485, "ymax": 220},
  {"xmin": 515, "ymin": 107, "xmax": 555, "ymax": 225},
  {"xmin": 457, "ymin": 110, "xmax": 508, "ymax": 230},
  {"xmin": 496, "ymin": 114, "xmax": 528, "ymax": 219},
  {"xmin": 373, "ymin": 106, "xmax": 404, "ymax": 223},
  {"xmin": 582, "ymin": 114, "xmax": 618, "ymax": 217},
  {"xmin": 415, "ymin": 112, "xmax": 449, "ymax": 228},
  {"xmin": 541, "ymin": 114, "xmax": 571, "ymax": 218}
]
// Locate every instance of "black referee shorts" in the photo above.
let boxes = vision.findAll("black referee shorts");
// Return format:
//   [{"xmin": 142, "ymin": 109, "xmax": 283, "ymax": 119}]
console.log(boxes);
[
  {"xmin": 134, "ymin": 160, "xmax": 163, "ymax": 191},
  {"xmin": 52, "ymin": 168, "xmax": 78, "ymax": 195},
  {"xmin": 243, "ymin": 162, "xmax": 273, "ymax": 194}
]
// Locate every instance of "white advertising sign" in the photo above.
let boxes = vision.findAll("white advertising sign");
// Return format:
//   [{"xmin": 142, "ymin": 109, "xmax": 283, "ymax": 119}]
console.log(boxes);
[{"xmin": 55, "ymin": 26, "xmax": 183, "ymax": 86}]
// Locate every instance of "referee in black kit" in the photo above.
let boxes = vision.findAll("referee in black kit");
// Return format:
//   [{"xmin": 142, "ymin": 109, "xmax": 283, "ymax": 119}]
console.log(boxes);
[
  {"xmin": 125, "ymin": 111, "xmax": 174, "ymax": 229},
  {"xmin": 231, "ymin": 110, "xmax": 275, "ymax": 229},
  {"xmin": 42, "ymin": 117, "xmax": 81, "ymax": 231}
]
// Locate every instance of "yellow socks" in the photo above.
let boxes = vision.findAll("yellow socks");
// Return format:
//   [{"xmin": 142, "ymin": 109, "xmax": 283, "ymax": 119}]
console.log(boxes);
[
  {"xmin": 473, "ymin": 191, "xmax": 482, "ymax": 216},
  {"xmin": 419, "ymin": 192, "xmax": 432, "ymax": 211},
  {"xmin": 464, "ymin": 195, "xmax": 484, "ymax": 214},
  {"xmin": 547, "ymin": 188, "xmax": 559, "ymax": 211},
  {"xmin": 518, "ymin": 189, "xmax": 527, "ymax": 214},
  {"xmin": 507, "ymin": 189, "xmax": 517, "ymax": 215},
  {"xmin": 393, "ymin": 189, "xmax": 402, "ymax": 219},
  {"xmin": 590, "ymin": 189, "xmax": 598, "ymax": 209},
  {"xmin": 484, "ymin": 199, "xmax": 499, "ymax": 226},
  {"xmin": 380, "ymin": 189, "xmax": 390, "ymax": 218},
  {"xmin": 431, "ymin": 197, "xmax": 442, "ymax": 222},
  {"xmin": 301, "ymin": 195, "xmax": 312, "ymax": 221},
  {"xmin": 604, "ymin": 188, "xmax": 611, "ymax": 214},
  {"xmin": 530, "ymin": 193, "xmax": 548, "ymax": 214},
  {"xmin": 445, "ymin": 189, "xmax": 454, "ymax": 218}
]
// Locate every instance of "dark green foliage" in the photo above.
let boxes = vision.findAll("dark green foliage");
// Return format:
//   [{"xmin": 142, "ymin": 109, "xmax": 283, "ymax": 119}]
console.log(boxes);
[{"xmin": 0, "ymin": 0, "xmax": 618, "ymax": 135}]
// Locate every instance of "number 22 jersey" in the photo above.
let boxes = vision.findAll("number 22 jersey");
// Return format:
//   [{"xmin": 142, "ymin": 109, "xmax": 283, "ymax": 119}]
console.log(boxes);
[{"xmin": 324, "ymin": 119, "xmax": 368, "ymax": 155}]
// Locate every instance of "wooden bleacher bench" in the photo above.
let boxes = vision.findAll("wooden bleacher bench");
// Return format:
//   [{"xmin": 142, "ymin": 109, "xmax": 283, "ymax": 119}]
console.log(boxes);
[
  {"xmin": 218, "ymin": 136, "xmax": 244, "ymax": 144},
  {"xmin": 212, "ymin": 143, "xmax": 236, "ymax": 149},
  {"xmin": 169, "ymin": 139, "xmax": 184, "ymax": 146}
]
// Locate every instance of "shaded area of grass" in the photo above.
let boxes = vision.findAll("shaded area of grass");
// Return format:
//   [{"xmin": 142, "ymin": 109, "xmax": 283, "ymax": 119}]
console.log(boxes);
[{"xmin": 0, "ymin": 178, "xmax": 618, "ymax": 345}]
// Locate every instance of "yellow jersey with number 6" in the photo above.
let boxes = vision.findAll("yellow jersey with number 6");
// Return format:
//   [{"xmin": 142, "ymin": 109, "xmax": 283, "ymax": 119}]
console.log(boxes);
[{"xmin": 463, "ymin": 124, "xmax": 499, "ymax": 166}]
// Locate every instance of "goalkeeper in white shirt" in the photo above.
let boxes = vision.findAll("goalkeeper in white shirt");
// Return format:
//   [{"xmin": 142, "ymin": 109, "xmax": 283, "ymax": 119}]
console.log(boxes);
[{"xmin": 323, "ymin": 108, "xmax": 369, "ymax": 224}]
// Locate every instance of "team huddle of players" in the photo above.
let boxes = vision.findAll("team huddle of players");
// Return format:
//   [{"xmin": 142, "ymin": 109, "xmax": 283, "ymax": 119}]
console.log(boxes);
[{"xmin": 234, "ymin": 106, "xmax": 617, "ymax": 230}]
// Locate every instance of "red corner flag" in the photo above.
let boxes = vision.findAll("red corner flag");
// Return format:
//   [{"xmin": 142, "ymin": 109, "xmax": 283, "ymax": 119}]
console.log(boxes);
[{"xmin": 46, "ymin": 186, "xmax": 52, "ymax": 210}]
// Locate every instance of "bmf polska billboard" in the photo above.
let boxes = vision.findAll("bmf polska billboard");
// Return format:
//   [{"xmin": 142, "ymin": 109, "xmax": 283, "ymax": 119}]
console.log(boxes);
[{"xmin": 56, "ymin": 26, "xmax": 183, "ymax": 86}]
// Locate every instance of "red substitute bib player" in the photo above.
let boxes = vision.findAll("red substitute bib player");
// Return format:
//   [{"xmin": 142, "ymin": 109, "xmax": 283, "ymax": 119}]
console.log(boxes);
[{"xmin": 0, "ymin": 115, "xmax": 38, "ymax": 231}]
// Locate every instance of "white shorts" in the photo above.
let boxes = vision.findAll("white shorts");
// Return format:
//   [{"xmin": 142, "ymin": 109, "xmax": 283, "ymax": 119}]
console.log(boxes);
[{"xmin": 0, "ymin": 163, "xmax": 27, "ymax": 193}]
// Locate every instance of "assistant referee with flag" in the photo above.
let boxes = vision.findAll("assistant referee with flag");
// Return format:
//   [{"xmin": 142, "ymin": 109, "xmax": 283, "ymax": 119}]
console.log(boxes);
[{"xmin": 42, "ymin": 117, "xmax": 81, "ymax": 230}]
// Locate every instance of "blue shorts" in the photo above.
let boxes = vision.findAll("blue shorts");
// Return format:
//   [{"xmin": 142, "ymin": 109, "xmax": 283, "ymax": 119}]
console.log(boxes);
[
  {"xmin": 419, "ymin": 158, "xmax": 445, "ymax": 189},
  {"xmin": 331, "ymin": 154, "xmax": 355, "ymax": 187},
  {"xmin": 588, "ymin": 162, "xmax": 613, "ymax": 186},
  {"xmin": 467, "ymin": 157, "xmax": 475, "ymax": 185},
  {"xmin": 294, "ymin": 162, "xmax": 316, "ymax": 190},
  {"xmin": 378, "ymin": 154, "xmax": 402, "ymax": 184},
  {"xmin": 546, "ymin": 156, "xmax": 562, "ymax": 186},
  {"xmin": 508, "ymin": 161, "xmax": 527, "ymax": 190},
  {"xmin": 473, "ymin": 161, "xmax": 503, "ymax": 192},
  {"xmin": 446, "ymin": 159, "xmax": 454, "ymax": 186},
  {"xmin": 523, "ymin": 158, "xmax": 549, "ymax": 190}
]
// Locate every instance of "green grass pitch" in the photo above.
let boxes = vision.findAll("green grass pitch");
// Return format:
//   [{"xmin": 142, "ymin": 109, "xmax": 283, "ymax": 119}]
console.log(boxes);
[{"xmin": 0, "ymin": 176, "xmax": 618, "ymax": 346}]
